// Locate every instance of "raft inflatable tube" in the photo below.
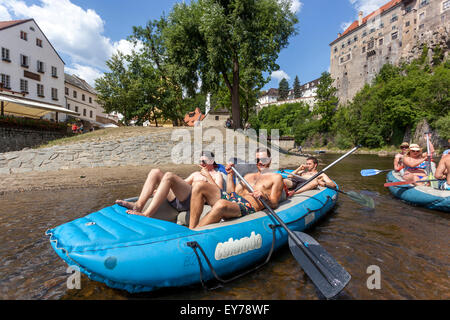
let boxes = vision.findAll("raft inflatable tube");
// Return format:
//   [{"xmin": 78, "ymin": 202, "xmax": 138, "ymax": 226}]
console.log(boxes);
[
  {"xmin": 46, "ymin": 180, "xmax": 338, "ymax": 293},
  {"xmin": 386, "ymin": 170, "xmax": 450, "ymax": 212}
]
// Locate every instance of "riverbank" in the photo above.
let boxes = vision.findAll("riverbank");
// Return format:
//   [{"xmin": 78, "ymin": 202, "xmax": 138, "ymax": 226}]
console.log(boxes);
[{"xmin": 0, "ymin": 126, "xmax": 306, "ymax": 194}]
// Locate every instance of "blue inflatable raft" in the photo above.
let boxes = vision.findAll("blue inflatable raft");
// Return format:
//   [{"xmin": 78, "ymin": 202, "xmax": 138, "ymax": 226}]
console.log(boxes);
[
  {"xmin": 46, "ymin": 179, "xmax": 338, "ymax": 293},
  {"xmin": 386, "ymin": 170, "xmax": 450, "ymax": 212}
]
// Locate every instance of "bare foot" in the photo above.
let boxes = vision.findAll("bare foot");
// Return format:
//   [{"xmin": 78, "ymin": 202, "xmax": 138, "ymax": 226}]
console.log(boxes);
[
  {"xmin": 126, "ymin": 209, "xmax": 145, "ymax": 216},
  {"xmin": 115, "ymin": 200, "xmax": 141, "ymax": 211}
]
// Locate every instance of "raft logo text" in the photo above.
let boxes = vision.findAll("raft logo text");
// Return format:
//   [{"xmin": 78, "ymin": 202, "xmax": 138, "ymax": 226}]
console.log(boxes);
[{"xmin": 170, "ymin": 127, "xmax": 280, "ymax": 167}]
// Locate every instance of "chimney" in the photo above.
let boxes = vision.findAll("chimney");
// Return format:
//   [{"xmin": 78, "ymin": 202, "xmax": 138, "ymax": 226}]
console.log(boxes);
[
  {"xmin": 338, "ymin": 33, "xmax": 341, "ymax": 38},
  {"xmin": 358, "ymin": 11, "xmax": 363, "ymax": 26}
]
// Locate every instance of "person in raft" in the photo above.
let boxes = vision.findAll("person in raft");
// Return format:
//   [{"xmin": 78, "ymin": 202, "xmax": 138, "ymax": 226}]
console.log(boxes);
[
  {"xmin": 435, "ymin": 155, "xmax": 450, "ymax": 191},
  {"xmin": 394, "ymin": 142, "xmax": 409, "ymax": 174},
  {"xmin": 187, "ymin": 148, "xmax": 284, "ymax": 229},
  {"xmin": 402, "ymin": 143, "xmax": 435, "ymax": 186},
  {"xmin": 115, "ymin": 151, "xmax": 224, "ymax": 217},
  {"xmin": 283, "ymin": 156, "xmax": 336, "ymax": 196}
]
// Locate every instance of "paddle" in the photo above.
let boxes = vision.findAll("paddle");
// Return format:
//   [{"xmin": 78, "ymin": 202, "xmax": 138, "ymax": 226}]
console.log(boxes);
[
  {"xmin": 230, "ymin": 166, "xmax": 351, "ymax": 299},
  {"xmin": 384, "ymin": 179, "xmax": 441, "ymax": 187},
  {"xmin": 294, "ymin": 145, "xmax": 361, "ymax": 192},
  {"xmin": 284, "ymin": 170, "xmax": 375, "ymax": 209},
  {"xmin": 360, "ymin": 169, "xmax": 392, "ymax": 177},
  {"xmin": 425, "ymin": 133, "xmax": 439, "ymax": 189}
]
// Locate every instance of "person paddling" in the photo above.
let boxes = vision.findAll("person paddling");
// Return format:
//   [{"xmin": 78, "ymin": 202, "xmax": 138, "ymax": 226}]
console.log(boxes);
[{"xmin": 435, "ymin": 155, "xmax": 450, "ymax": 191}]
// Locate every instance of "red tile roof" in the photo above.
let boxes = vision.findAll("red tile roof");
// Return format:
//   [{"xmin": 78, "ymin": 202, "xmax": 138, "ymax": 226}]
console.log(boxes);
[
  {"xmin": 331, "ymin": 0, "xmax": 402, "ymax": 44},
  {"xmin": 0, "ymin": 19, "xmax": 33, "ymax": 30}
]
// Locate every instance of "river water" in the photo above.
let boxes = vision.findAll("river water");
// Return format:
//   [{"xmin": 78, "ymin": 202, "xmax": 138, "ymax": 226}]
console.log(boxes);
[{"xmin": 0, "ymin": 154, "xmax": 448, "ymax": 300}]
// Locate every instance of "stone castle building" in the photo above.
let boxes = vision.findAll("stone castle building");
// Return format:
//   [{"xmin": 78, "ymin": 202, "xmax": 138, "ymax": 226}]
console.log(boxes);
[{"xmin": 330, "ymin": 0, "xmax": 450, "ymax": 103}]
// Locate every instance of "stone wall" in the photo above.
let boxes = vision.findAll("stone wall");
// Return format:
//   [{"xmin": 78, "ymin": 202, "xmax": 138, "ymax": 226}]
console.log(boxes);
[{"xmin": 0, "ymin": 126, "xmax": 68, "ymax": 153}]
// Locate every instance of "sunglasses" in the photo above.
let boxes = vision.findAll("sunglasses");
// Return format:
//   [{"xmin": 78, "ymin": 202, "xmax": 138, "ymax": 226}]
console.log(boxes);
[
  {"xmin": 256, "ymin": 157, "xmax": 271, "ymax": 165},
  {"xmin": 401, "ymin": 146, "xmax": 409, "ymax": 149},
  {"xmin": 410, "ymin": 150, "xmax": 421, "ymax": 152}
]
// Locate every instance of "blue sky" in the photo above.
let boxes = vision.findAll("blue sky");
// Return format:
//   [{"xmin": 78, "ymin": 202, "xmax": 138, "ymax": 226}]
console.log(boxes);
[{"xmin": 0, "ymin": 0, "xmax": 389, "ymax": 90}]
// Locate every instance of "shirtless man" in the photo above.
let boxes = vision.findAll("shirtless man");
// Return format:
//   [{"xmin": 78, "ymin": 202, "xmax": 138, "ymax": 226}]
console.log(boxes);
[
  {"xmin": 115, "ymin": 151, "xmax": 224, "ymax": 217},
  {"xmin": 435, "ymin": 155, "xmax": 450, "ymax": 191},
  {"xmin": 188, "ymin": 148, "xmax": 284, "ymax": 229},
  {"xmin": 284, "ymin": 156, "xmax": 336, "ymax": 196},
  {"xmin": 394, "ymin": 142, "xmax": 409, "ymax": 173}
]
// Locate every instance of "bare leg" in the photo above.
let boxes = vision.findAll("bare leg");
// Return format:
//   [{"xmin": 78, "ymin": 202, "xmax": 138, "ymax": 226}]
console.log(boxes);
[
  {"xmin": 196, "ymin": 199, "xmax": 241, "ymax": 228},
  {"xmin": 130, "ymin": 172, "xmax": 192, "ymax": 217},
  {"xmin": 294, "ymin": 179, "xmax": 319, "ymax": 194},
  {"xmin": 116, "ymin": 168, "xmax": 164, "ymax": 211},
  {"xmin": 189, "ymin": 181, "xmax": 221, "ymax": 229}
]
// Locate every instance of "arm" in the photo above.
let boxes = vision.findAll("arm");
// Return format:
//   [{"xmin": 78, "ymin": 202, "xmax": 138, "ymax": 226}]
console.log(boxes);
[
  {"xmin": 435, "ymin": 159, "xmax": 447, "ymax": 180},
  {"xmin": 184, "ymin": 173, "xmax": 195, "ymax": 185},
  {"xmin": 317, "ymin": 174, "xmax": 337, "ymax": 188},
  {"xmin": 403, "ymin": 155, "xmax": 427, "ymax": 168},
  {"xmin": 394, "ymin": 154, "xmax": 402, "ymax": 171},
  {"xmin": 252, "ymin": 174, "xmax": 283, "ymax": 209},
  {"xmin": 292, "ymin": 164, "xmax": 305, "ymax": 176}
]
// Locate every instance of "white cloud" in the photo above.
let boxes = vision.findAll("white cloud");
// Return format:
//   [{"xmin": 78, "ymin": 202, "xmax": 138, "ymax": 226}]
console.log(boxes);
[
  {"xmin": 0, "ymin": 0, "xmax": 140, "ymax": 81},
  {"xmin": 340, "ymin": 21, "xmax": 353, "ymax": 31},
  {"xmin": 0, "ymin": 4, "xmax": 11, "ymax": 20},
  {"xmin": 289, "ymin": 0, "xmax": 303, "ymax": 14},
  {"xmin": 349, "ymin": 0, "xmax": 388, "ymax": 16},
  {"xmin": 65, "ymin": 64, "xmax": 104, "ymax": 87},
  {"xmin": 271, "ymin": 70, "xmax": 290, "ymax": 82}
]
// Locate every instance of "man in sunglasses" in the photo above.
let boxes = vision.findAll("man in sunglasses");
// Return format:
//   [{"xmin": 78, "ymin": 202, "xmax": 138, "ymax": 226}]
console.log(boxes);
[
  {"xmin": 115, "ymin": 151, "xmax": 225, "ymax": 217},
  {"xmin": 188, "ymin": 148, "xmax": 284, "ymax": 229},
  {"xmin": 394, "ymin": 142, "xmax": 409, "ymax": 174}
]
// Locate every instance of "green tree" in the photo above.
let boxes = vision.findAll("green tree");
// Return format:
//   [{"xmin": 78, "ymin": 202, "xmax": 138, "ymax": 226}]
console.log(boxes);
[
  {"xmin": 293, "ymin": 75, "xmax": 302, "ymax": 98},
  {"xmin": 278, "ymin": 78, "xmax": 290, "ymax": 101},
  {"xmin": 163, "ymin": 0, "xmax": 298, "ymax": 129},
  {"xmin": 315, "ymin": 71, "xmax": 338, "ymax": 132}
]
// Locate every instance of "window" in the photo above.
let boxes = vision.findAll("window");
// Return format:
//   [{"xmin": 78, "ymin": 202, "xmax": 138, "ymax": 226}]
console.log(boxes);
[
  {"xmin": 405, "ymin": 21, "xmax": 410, "ymax": 27},
  {"xmin": 379, "ymin": 38, "xmax": 384, "ymax": 46},
  {"xmin": 0, "ymin": 74, "xmax": 11, "ymax": 89},
  {"xmin": 73, "ymin": 90, "xmax": 77, "ymax": 98},
  {"xmin": 354, "ymin": 35, "xmax": 358, "ymax": 42},
  {"xmin": 444, "ymin": 0, "xmax": 450, "ymax": 12},
  {"xmin": 391, "ymin": 31, "xmax": 398, "ymax": 40},
  {"xmin": 420, "ymin": 0, "xmax": 429, "ymax": 8},
  {"xmin": 20, "ymin": 54, "xmax": 29, "ymax": 67},
  {"xmin": 90, "ymin": 110, "xmax": 93, "ymax": 118},
  {"xmin": 37, "ymin": 84, "xmax": 44, "ymax": 97},
  {"xmin": 419, "ymin": 24, "xmax": 425, "ymax": 30},
  {"xmin": 51, "ymin": 88, "xmax": 58, "ymax": 101},
  {"xmin": 419, "ymin": 12, "xmax": 425, "ymax": 20},
  {"xmin": 89, "ymin": 97, "xmax": 92, "ymax": 103},
  {"xmin": 51, "ymin": 66, "xmax": 57, "ymax": 78},
  {"xmin": 405, "ymin": 6, "xmax": 412, "ymax": 13},
  {"xmin": 362, "ymin": 46, "xmax": 366, "ymax": 53},
  {"xmin": 362, "ymin": 31, "xmax": 367, "ymax": 37},
  {"xmin": 367, "ymin": 40, "xmax": 375, "ymax": 50},
  {"xmin": 82, "ymin": 94, "xmax": 85, "ymax": 101},
  {"xmin": 83, "ymin": 109, "xmax": 87, "ymax": 116},
  {"xmin": 1, "ymin": 47, "xmax": 10, "ymax": 61},
  {"xmin": 67, "ymin": 103, "xmax": 70, "ymax": 110},
  {"xmin": 65, "ymin": 87, "xmax": 69, "ymax": 95},
  {"xmin": 37, "ymin": 60, "xmax": 45, "ymax": 73},
  {"xmin": 75, "ymin": 106, "xmax": 79, "ymax": 112},
  {"xmin": 334, "ymin": 47, "xmax": 337, "ymax": 53},
  {"xmin": 36, "ymin": 38, "xmax": 43, "ymax": 47},
  {"xmin": 20, "ymin": 79, "xmax": 28, "ymax": 93},
  {"xmin": 215, "ymin": 116, "xmax": 219, "ymax": 121},
  {"xmin": 391, "ymin": 14, "xmax": 398, "ymax": 23},
  {"xmin": 20, "ymin": 31, "xmax": 27, "ymax": 41}
]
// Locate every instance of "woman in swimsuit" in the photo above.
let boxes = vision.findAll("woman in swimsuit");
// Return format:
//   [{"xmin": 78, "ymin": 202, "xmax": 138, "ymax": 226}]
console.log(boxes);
[{"xmin": 402, "ymin": 144, "xmax": 430, "ymax": 186}]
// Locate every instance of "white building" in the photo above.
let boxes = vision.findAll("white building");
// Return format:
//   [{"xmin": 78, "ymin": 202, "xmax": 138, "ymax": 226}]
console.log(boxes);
[
  {"xmin": 0, "ymin": 19, "xmax": 77, "ymax": 120},
  {"xmin": 257, "ymin": 78, "xmax": 320, "ymax": 111},
  {"xmin": 64, "ymin": 73, "xmax": 117, "ymax": 130}
]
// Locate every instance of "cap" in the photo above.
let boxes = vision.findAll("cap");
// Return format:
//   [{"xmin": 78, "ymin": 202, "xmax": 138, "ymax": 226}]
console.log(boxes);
[
  {"xmin": 400, "ymin": 142, "xmax": 409, "ymax": 147},
  {"xmin": 409, "ymin": 144, "xmax": 421, "ymax": 151}
]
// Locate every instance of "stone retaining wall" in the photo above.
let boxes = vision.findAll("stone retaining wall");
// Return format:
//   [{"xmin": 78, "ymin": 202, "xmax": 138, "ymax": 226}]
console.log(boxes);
[{"xmin": 0, "ymin": 126, "xmax": 68, "ymax": 153}]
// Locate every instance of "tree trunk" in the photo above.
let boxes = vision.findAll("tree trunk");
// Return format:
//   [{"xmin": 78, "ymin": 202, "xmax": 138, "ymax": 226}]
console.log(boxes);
[{"xmin": 231, "ymin": 58, "xmax": 241, "ymax": 129}]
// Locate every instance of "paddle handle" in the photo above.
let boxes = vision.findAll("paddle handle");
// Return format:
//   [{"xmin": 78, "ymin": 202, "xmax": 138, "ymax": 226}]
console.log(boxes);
[
  {"xmin": 294, "ymin": 145, "xmax": 360, "ymax": 192},
  {"xmin": 384, "ymin": 179, "xmax": 441, "ymax": 187}
]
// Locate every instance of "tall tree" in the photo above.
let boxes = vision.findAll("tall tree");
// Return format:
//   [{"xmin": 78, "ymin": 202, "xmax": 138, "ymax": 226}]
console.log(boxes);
[
  {"xmin": 278, "ymin": 78, "xmax": 290, "ymax": 101},
  {"xmin": 293, "ymin": 75, "xmax": 302, "ymax": 98},
  {"xmin": 163, "ymin": 0, "xmax": 298, "ymax": 129},
  {"xmin": 315, "ymin": 71, "xmax": 339, "ymax": 132}
]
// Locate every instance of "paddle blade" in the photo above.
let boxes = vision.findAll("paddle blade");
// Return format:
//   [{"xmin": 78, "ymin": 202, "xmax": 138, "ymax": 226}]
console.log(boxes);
[
  {"xmin": 360, "ymin": 169, "xmax": 381, "ymax": 176},
  {"xmin": 346, "ymin": 191, "xmax": 375, "ymax": 209},
  {"xmin": 288, "ymin": 231, "xmax": 351, "ymax": 299}
]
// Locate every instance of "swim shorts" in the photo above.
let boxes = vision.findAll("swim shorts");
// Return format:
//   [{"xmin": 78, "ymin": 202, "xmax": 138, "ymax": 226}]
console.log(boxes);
[
  {"xmin": 437, "ymin": 181, "xmax": 450, "ymax": 191},
  {"xmin": 168, "ymin": 192, "xmax": 192, "ymax": 212},
  {"xmin": 221, "ymin": 191, "xmax": 256, "ymax": 216}
]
